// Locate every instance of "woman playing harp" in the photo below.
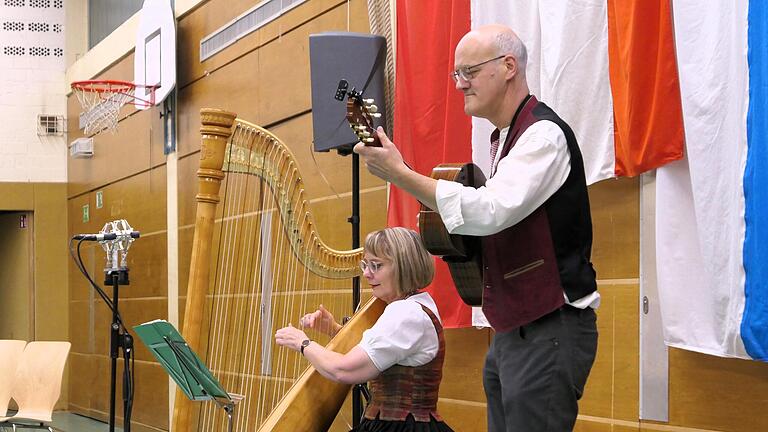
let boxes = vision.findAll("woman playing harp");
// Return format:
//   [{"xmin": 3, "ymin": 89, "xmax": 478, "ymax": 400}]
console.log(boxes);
[{"xmin": 276, "ymin": 227, "xmax": 455, "ymax": 432}]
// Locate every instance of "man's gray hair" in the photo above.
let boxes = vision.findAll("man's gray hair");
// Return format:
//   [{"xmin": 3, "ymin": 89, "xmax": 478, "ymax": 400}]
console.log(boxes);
[{"xmin": 496, "ymin": 32, "xmax": 527, "ymax": 72}]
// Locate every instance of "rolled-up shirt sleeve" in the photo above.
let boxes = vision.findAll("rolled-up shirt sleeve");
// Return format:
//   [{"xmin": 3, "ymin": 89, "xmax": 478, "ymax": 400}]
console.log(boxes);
[
  {"xmin": 358, "ymin": 298, "xmax": 439, "ymax": 372},
  {"xmin": 435, "ymin": 120, "xmax": 571, "ymax": 236}
]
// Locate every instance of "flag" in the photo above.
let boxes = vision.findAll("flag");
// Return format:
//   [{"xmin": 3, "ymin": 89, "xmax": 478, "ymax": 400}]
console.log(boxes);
[
  {"xmin": 656, "ymin": 0, "xmax": 768, "ymax": 360},
  {"xmin": 391, "ymin": 0, "xmax": 685, "ymax": 328},
  {"xmin": 390, "ymin": 0, "xmax": 473, "ymax": 327}
]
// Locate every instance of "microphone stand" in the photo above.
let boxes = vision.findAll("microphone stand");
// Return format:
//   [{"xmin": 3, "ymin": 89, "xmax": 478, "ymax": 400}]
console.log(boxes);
[
  {"xmin": 105, "ymin": 266, "xmax": 133, "ymax": 432},
  {"xmin": 98, "ymin": 220, "xmax": 138, "ymax": 432}
]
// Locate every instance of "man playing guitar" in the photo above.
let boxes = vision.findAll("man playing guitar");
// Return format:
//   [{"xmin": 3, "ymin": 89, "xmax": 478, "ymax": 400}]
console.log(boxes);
[{"xmin": 354, "ymin": 23, "xmax": 599, "ymax": 432}]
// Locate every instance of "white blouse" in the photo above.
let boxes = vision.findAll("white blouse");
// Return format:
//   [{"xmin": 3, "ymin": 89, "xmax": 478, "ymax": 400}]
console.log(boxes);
[{"xmin": 357, "ymin": 292, "xmax": 441, "ymax": 372}]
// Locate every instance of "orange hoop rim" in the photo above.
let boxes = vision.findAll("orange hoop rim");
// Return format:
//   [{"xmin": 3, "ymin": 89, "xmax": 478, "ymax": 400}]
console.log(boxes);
[
  {"xmin": 71, "ymin": 79, "xmax": 158, "ymax": 107},
  {"xmin": 71, "ymin": 79, "xmax": 136, "ymax": 92}
]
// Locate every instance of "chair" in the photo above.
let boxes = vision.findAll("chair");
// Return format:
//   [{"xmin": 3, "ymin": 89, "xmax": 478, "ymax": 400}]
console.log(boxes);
[
  {"xmin": 0, "ymin": 340, "xmax": 27, "ymax": 417},
  {"xmin": 0, "ymin": 341, "xmax": 71, "ymax": 431}
]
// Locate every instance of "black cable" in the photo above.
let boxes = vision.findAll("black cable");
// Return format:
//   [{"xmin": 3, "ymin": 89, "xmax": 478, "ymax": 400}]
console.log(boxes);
[
  {"xmin": 69, "ymin": 238, "xmax": 126, "ymax": 329},
  {"xmin": 123, "ymin": 342, "xmax": 134, "ymax": 429}
]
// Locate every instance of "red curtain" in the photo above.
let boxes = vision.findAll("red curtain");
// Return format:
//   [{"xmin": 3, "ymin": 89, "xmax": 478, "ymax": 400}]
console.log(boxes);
[{"xmin": 389, "ymin": 0, "xmax": 473, "ymax": 327}]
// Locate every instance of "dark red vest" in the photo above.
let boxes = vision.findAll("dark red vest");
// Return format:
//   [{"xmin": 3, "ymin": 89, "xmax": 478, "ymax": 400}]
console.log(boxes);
[
  {"xmin": 364, "ymin": 304, "xmax": 445, "ymax": 422},
  {"xmin": 481, "ymin": 95, "xmax": 597, "ymax": 332}
]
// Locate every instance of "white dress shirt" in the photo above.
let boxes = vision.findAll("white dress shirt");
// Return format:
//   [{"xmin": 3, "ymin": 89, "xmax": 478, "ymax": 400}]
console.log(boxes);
[
  {"xmin": 435, "ymin": 120, "xmax": 600, "ymax": 310},
  {"xmin": 358, "ymin": 292, "xmax": 441, "ymax": 372}
]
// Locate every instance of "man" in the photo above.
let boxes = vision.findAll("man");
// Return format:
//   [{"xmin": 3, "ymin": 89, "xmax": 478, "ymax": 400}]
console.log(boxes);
[{"xmin": 353, "ymin": 24, "xmax": 599, "ymax": 431}]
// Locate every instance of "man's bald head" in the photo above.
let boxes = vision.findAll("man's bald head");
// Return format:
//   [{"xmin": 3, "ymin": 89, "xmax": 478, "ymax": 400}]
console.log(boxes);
[
  {"xmin": 457, "ymin": 24, "xmax": 528, "ymax": 74},
  {"xmin": 453, "ymin": 24, "xmax": 530, "ymax": 128}
]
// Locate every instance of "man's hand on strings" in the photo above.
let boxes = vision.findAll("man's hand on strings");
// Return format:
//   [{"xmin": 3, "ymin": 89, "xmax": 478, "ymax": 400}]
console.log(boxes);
[
  {"xmin": 300, "ymin": 304, "xmax": 342, "ymax": 337},
  {"xmin": 275, "ymin": 324, "xmax": 309, "ymax": 352},
  {"xmin": 354, "ymin": 127, "xmax": 408, "ymax": 183}
]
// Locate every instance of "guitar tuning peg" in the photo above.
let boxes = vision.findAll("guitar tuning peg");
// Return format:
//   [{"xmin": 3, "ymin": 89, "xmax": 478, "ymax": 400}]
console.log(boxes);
[
  {"xmin": 356, "ymin": 125, "xmax": 368, "ymax": 131},
  {"xmin": 361, "ymin": 131, "xmax": 371, "ymax": 137},
  {"xmin": 363, "ymin": 98, "xmax": 375, "ymax": 104},
  {"xmin": 364, "ymin": 137, "xmax": 375, "ymax": 143},
  {"xmin": 367, "ymin": 104, "xmax": 378, "ymax": 113},
  {"xmin": 372, "ymin": 113, "xmax": 382, "ymax": 118}
]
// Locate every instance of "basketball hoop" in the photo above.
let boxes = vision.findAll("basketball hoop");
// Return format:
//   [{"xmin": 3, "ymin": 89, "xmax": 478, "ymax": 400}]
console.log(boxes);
[{"xmin": 71, "ymin": 80, "xmax": 157, "ymax": 134}]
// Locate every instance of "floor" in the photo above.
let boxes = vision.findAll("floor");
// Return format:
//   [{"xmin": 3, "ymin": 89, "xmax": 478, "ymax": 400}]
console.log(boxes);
[
  {"xmin": 0, "ymin": 412, "xmax": 123, "ymax": 432},
  {"xmin": 53, "ymin": 412, "xmax": 123, "ymax": 432}
]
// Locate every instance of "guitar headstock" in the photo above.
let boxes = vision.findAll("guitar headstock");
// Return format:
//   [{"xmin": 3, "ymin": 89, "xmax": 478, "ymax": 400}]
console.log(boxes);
[{"xmin": 346, "ymin": 90, "xmax": 382, "ymax": 147}]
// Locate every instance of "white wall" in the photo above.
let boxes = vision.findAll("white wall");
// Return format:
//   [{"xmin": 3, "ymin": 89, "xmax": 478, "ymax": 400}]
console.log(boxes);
[{"xmin": 0, "ymin": 0, "xmax": 67, "ymax": 182}]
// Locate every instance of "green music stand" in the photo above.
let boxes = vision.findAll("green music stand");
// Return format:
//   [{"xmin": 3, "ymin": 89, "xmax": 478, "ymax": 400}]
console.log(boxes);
[{"xmin": 133, "ymin": 320, "xmax": 245, "ymax": 432}]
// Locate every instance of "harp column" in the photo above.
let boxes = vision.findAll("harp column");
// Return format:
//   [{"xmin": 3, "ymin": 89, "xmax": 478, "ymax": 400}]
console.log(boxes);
[{"xmin": 171, "ymin": 109, "xmax": 237, "ymax": 432}]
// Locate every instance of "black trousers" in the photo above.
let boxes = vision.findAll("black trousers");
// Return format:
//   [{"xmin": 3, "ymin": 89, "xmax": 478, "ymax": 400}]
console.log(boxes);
[{"xmin": 483, "ymin": 306, "xmax": 598, "ymax": 432}]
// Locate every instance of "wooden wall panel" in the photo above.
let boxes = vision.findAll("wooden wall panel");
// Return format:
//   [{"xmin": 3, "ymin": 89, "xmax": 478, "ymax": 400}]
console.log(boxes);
[
  {"xmin": 67, "ymin": 105, "xmax": 166, "ymax": 198},
  {"xmin": 668, "ymin": 348, "xmax": 768, "ymax": 431},
  {"xmin": 589, "ymin": 177, "xmax": 640, "ymax": 279},
  {"xmin": 67, "ymin": 167, "xmax": 169, "ymax": 429},
  {"xmin": 177, "ymin": 0, "xmax": 368, "ymax": 91},
  {"xmin": 579, "ymin": 282, "xmax": 640, "ymax": 422},
  {"xmin": 441, "ymin": 328, "xmax": 490, "ymax": 403},
  {"xmin": 437, "ymin": 400, "xmax": 488, "ymax": 432},
  {"xmin": 175, "ymin": 0, "xmax": 372, "ymax": 159},
  {"xmin": 577, "ymin": 178, "xmax": 641, "ymax": 430}
]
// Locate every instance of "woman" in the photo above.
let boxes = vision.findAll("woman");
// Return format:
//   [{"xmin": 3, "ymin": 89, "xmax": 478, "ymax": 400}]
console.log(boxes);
[{"xmin": 275, "ymin": 227, "xmax": 454, "ymax": 432}]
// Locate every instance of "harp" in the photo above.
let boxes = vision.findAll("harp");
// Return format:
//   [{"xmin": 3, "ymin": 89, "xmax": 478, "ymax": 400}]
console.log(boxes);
[{"xmin": 172, "ymin": 109, "xmax": 384, "ymax": 431}]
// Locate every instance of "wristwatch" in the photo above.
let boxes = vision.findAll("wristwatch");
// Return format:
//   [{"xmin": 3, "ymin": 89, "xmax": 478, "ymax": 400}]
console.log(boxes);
[{"xmin": 300, "ymin": 339, "xmax": 311, "ymax": 356}]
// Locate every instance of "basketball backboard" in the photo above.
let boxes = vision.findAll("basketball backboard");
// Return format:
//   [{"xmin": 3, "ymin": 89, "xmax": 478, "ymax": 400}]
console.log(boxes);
[{"xmin": 134, "ymin": 0, "xmax": 176, "ymax": 110}]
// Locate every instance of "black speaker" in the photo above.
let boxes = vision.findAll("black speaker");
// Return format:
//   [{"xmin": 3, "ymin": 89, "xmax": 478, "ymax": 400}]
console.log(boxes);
[{"xmin": 309, "ymin": 32, "xmax": 388, "ymax": 153}]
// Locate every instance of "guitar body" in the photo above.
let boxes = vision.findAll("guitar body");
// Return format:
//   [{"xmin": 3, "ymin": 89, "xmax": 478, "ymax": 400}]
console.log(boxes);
[{"xmin": 419, "ymin": 163, "xmax": 486, "ymax": 306}]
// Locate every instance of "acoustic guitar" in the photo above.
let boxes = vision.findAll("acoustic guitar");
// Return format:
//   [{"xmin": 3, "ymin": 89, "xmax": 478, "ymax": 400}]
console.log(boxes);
[
  {"xmin": 418, "ymin": 164, "xmax": 485, "ymax": 306},
  {"xmin": 345, "ymin": 89, "xmax": 485, "ymax": 306}
]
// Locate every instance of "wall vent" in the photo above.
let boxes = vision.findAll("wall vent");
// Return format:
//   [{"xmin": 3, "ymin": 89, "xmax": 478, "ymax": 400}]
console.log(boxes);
[
  {"xmin": 69, "ymin": 137, "xmax": 93, "ymax": 158},
  {"xmin": 199, "ymin": 0, "xmax": 306, "ymax": 62},
  {"xmin": 37, "ymin": 114, "xmax": 65, "ymax": 136}
]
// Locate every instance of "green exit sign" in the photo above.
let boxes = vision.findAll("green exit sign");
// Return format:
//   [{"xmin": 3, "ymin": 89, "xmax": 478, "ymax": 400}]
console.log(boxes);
[{"xmin": 82, "ymin": 204, "xmax": 90, "ymax": 223}]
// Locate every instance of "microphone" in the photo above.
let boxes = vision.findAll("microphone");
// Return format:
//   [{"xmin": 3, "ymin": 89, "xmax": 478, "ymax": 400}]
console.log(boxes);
[{"xmin": 73, "ymin": 231, "xmax": 140, "ymax": 241}]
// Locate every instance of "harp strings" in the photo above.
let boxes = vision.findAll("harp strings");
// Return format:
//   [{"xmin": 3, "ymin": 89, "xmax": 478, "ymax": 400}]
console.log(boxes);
[{"xmin": 197, "ymin": 123, "xmax": 352, "ymax": 431}]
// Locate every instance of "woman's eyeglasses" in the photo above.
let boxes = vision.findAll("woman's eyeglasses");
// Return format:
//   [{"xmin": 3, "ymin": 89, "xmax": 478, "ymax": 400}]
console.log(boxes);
[{"xmin": 359, "ymin": 260, "xmax": 384, "ymax": 274}]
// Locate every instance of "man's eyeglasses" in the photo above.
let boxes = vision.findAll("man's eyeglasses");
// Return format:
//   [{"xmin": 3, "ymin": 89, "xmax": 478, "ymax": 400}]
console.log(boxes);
[
  {"xmin": 360, "ymin": 260, "xmax": 384, "ymax": 274},
  {"xmin": 451, "ymin": 55, "xmax": 507, "ymax": 83}
]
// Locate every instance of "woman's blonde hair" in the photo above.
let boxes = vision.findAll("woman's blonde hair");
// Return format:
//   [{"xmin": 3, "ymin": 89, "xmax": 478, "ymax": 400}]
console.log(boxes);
[{"xmin": 364, "ymin": 227, "xmax": 434, "ymax": 297}]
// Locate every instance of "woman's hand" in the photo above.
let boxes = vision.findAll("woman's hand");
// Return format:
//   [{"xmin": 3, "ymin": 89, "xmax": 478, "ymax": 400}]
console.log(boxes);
[
  {"xmin": 300, "ymin": 304, "xmax": 342, "ymax": 337},
  {"xmin": 275, "ymin": 324, "xmax": 309, "ymax": 352}
]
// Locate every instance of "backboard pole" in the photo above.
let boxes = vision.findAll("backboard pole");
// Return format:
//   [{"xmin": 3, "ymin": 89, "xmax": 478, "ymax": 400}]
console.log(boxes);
[
  {"xmin": 163, "ymin": 92, "xmax": 177, "ymax": 154},
  {"xmin": 165, "ymin": 3, "xmax": 180, "ymax": 430}
]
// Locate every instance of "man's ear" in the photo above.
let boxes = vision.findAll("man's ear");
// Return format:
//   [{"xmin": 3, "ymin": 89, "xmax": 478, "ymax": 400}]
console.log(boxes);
[{"xmin": 504, "ymin": 55, "xmax": 518, "ymax": 80}]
